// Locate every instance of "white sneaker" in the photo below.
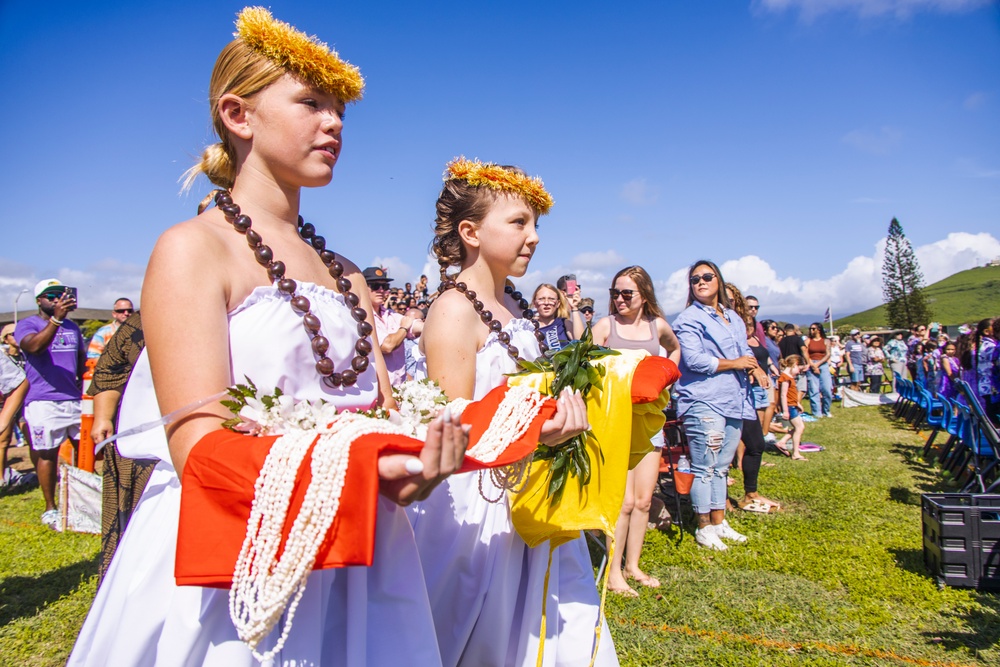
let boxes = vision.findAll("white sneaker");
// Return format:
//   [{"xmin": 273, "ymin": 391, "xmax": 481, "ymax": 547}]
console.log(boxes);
[
  {"xmin": 715, "ymin": 520, "xmax": 748, "ymax": 543},
  {"xmin": 695, "ymin": 526, "xmax": 728, "ymax": 551},
  {"xmin": 40, "ymin": 509, "xmax": 59, "ymax": 530},
  {"xmin": 763, "ymin": 433, "xmax": 777, "ymax": 445}
]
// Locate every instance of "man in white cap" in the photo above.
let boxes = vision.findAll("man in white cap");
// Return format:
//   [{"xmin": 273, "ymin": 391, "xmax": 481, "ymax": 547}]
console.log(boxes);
[
  {"xmin": 13, "ymin": 279, "xmax": 85, "ymax": 528},
  {"xmin": 843, "ymin": 329, "xmax": 866, "ymax": 391}
]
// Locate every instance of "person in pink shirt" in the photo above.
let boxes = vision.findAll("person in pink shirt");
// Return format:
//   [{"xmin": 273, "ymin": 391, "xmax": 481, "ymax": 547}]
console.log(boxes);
[{"xmin": 364, "ymin": 267, "xmax": 413, "ymax": 387}]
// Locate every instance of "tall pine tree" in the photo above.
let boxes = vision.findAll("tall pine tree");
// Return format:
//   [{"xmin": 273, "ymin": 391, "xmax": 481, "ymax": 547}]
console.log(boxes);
[{"xmin": 881, "ymin": 218, "xmax": 931, "ymax": 328}]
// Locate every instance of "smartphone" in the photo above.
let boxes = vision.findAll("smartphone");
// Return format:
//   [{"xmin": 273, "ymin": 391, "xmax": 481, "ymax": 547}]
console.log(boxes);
[
  {"xmin": 565, "ymin": 279, "xmax": 578, "ymax": 296},
  {"xmin": 62, "ymin": 286, "xmax": 78, "ymax": 310}
]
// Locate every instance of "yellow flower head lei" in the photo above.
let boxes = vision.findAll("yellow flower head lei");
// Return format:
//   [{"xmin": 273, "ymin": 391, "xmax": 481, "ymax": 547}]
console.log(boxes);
[
  {"xmin": 445, "ymin": 157, "xmax": 554, "ymax": 215},
  {"xmin": 235, "ymin": 6, "xmax": 364, "ymax": 103}
]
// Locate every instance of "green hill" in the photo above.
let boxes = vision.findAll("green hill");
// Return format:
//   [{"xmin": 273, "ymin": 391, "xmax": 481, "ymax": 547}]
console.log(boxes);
[{"xmin": 840, "ymin": 264, "xmax": 1000, "ymax": 329}]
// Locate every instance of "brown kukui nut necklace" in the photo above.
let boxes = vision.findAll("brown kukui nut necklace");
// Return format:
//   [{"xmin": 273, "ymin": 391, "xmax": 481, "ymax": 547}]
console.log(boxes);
[{"xmin": 212, "ymin": 189, "xmax": 373, "ymax": 388}]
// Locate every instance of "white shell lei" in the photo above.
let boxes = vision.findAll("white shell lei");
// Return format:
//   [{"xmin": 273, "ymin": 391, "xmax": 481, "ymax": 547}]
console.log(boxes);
[
  {"xmin": 227, "ymin": 386, "xmax": 543, "ymax": 661},
  {"xmin": 464, "ymin": 384, "xmax": 545, "ymax": 463},
  {"xmin": 229, "ymin": 413, "xmax": 408, "ymax": 661}
]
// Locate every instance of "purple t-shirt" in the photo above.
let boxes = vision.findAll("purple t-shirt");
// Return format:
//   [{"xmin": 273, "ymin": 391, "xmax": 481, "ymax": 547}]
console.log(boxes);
[{"xmin": 14, "ymin": 315, "xmax": 84, "ymax": 404}]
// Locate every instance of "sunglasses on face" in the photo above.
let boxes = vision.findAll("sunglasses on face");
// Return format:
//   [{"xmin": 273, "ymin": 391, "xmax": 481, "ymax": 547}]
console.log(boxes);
[
  {"xmin": 689, "ymin": 273, "xmax": 716, "ymax": 286},
  {"xmin": 609, "ymin": 289, "xmax": 636, "ymax": 300},
  {"xmin": 580, "ymin": 307, "xmax": 594, "ymax": 314},
  {"xmin": 114, "ymin": 308, "xmax": 134, "ymax": 314},
  {"xmin": 368, "ymin": 283, "xmax": 391, "ymax": 292},
  {"xmin": 747, "ymin": 304, "xmax": 759, "ymax": 310}
]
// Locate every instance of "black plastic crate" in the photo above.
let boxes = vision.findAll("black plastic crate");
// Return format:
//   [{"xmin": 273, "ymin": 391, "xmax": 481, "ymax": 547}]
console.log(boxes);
[{"xmin": 922, "ymin": 494, "xmax": 1000, "ymax": 591}]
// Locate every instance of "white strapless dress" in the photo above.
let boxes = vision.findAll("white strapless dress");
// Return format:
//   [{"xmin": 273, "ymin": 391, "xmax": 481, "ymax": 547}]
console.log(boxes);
[
  {"xmin": 69, "ymin": 283, "xmax": 442, "ymax": 667},
  {"xmin": 407, "ymin": 319, "xmax": 618, "ymax": 667}
]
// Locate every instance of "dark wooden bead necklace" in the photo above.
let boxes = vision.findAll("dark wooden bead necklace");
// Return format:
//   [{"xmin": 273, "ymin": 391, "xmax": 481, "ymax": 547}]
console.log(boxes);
[
  {"xmin": 438, "ymin": 279, "xmax": 548, "ymax": 360},
  {"xmin": 213, "ymin": 189, "xmax": 372, "ymax": 388}
]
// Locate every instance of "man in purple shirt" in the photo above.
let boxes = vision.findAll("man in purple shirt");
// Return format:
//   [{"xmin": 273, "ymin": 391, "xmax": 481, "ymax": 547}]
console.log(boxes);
[{"xmin": 14, "ymin": 278, "xmax": 85, "ymax": 529}]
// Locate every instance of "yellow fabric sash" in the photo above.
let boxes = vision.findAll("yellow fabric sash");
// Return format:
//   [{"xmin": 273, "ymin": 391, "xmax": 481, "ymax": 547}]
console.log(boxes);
[{"xmin": 508, "ymin": 349, "xmax": 669, "ymax": 548}]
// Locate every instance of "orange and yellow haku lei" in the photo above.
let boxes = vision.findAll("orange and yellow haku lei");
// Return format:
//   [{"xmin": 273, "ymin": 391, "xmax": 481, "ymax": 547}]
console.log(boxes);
[
  {"xmin": 445, "ymin": 157, "xmax": 554, "ymax": 214},
  {"xmin": 235, "ymin": 7, "xmax": 364, "ymax": 103}
]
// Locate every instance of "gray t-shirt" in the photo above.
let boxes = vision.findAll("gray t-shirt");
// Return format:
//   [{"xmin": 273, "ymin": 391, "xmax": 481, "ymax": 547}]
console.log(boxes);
[
  {"xmin": 0, "ymin": 352, "xmax": 26, "ymax": 396},
  {"xmin": 844, "ymin": 340, "xmax": 866, "ymax": 366}
]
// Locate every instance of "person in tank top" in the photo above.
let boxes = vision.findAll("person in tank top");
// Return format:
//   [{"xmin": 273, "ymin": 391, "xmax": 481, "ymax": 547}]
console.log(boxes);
[{"xmin": 591, "ymin": 265, "xmax": 680, "ymax": 597}]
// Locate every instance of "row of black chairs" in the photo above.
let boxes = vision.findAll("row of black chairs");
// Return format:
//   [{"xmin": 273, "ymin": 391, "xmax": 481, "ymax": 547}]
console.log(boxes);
[{"xmin": 894, "ymin": 373, "xmax": 1000, "ymax": 492}]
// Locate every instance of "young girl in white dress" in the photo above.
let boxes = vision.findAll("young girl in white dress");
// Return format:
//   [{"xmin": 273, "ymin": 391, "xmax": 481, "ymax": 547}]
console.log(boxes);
[
  {"xmin": 69, "ymin": 9, "xmax": 466, "ymax": 666},
  {"xmin": 407, "ymin": 159, "xmax": 620, "ymax": 667}
]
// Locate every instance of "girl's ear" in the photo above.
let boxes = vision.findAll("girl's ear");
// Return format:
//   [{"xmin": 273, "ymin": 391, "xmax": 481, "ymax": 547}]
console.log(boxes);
[
  {"xmin": 457, "ymin": 220, "xmax": 480, "ymax": 249},
  {"xmin": 219, "ymin": 93, "xmax": 253, "ymax": 141}
]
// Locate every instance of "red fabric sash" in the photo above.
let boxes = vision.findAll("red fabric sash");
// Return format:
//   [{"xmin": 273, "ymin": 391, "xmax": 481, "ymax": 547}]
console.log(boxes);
[
  {"xmin": 175, "ymin": 384, "xmax": 554, "ymax": 587},
  {"xmin": 175, "ymin": 356, "xmax": 677, "ymax": 588}
]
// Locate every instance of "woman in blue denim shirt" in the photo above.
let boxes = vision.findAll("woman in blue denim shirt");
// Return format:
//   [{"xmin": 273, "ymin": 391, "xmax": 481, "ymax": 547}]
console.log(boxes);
[{"xmin": 672, "ymin": 260, "xmax": 770, "ymax": 551}]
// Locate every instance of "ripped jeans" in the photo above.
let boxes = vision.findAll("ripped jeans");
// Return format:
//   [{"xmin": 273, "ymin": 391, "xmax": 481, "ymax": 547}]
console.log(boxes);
[{"xmin": 681, "ymin": 402, "xmax": 742, "ymax": 514}]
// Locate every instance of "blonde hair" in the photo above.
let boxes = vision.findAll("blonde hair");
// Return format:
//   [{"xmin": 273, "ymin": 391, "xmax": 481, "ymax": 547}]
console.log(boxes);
[
  {"xmin": 182, "ymin": 39, "xmax": 287, "ymax": 196},
  {"xmin": 532, "ymin": 284, "xmax": 569, "ymax": 320},
  {"xmin": 780, "ymin": 354, "xmax": 804, "ymax": 370},
  {"xmin": 431, "ymin": 165, "xmax": 542, "ymax": 285}
]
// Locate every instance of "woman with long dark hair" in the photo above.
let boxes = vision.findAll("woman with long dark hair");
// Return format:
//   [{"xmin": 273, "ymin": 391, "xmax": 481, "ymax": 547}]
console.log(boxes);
[
  {"xmin": 804, "ymin": 322, "xmax": 833, "ymax": 417},
  {"xmin": 672, "ymin": 260, "xmax": 769, "ymax": 550}
]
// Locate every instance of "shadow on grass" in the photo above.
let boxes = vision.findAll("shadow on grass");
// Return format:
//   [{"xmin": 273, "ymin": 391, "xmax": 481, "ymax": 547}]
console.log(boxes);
[
  {"xmin": 890, "ymin": 546, "xmax": 928, "ymax": 578},
  {"xmin": 880, "ymin": 405, "xmax": 919, "ymax": 432},
  {"xmin": 0, "ymin": 483, "xmax": 38, "ymax": 499},
  {"xmin": 889, "ymin": 486, "xmax": 923, "ymax": 506},
  {"xmin": 921, "ymin": 594, "xmax": 1000, "ymax": 654},
  {"xmin": 887, "ymin": 443, "xmax": 957, "ymax": 493},
  {"xmin": 0, "ymin": 553, "xmax": 99, "ymax": 627}
]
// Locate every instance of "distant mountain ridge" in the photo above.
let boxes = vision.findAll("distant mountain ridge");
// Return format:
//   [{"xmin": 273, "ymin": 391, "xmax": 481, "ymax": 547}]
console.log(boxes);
[{"xmin": 839, "ymin": 264, "xmax": 1000, "ymax": 329}]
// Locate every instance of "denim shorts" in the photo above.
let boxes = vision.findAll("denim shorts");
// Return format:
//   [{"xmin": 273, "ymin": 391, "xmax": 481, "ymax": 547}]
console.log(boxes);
[
  {"xmin": 788, "ymin": 406, "xmax": 801, "ymax": 419},
  {"xmin": 850, "ymin": 367, "xmax": 865, "ymax": 383},
  {"xmin": 751, "ymin": 386, "xmax": 770, "ymax": 410}
]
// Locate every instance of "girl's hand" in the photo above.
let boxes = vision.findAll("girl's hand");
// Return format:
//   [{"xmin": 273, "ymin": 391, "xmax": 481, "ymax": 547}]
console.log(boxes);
[
  {"xmin": 377, "ymin": 406, "xmax": 470, "ymax": 505},
  {"xmin": 539, "ymin": 388, "xmax": 589, "ymax": 446},
  {"xmin": 782, "ymin": 411, "xmax": 789, "ymax": 420}
]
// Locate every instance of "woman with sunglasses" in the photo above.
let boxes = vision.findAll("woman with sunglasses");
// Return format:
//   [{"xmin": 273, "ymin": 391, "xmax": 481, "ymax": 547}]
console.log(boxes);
[
  {"xmin": 672, "ymin": 260, "xmax": 769, "ymax": 550},
  {"xmin": 804, "ymin": 322, "xmax": 833, "ymax": 418},
  {"xmin": 591, "ymin": 266, "xmax": 679, "ymax": 595}
]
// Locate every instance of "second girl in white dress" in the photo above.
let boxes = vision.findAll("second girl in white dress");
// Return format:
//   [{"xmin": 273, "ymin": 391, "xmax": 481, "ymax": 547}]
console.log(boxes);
[{"xmin": 407, "ymin": 159, "xmax": 619, "ymax": 667}]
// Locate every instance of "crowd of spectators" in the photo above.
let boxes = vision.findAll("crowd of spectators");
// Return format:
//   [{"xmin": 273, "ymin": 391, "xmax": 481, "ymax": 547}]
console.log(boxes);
[
  {"xmin": 900, "ymin": 319, "xmax": 1000, "ymax": 425},
  {"xmin": 5, "ymin": 267, "xmax": 997, "ymax": 556}
]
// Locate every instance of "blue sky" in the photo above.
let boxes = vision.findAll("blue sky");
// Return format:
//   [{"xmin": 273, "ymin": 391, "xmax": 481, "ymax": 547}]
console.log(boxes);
[{"xmin": 1, "ymin": 0, "xmax": 998, "ymax": 320}]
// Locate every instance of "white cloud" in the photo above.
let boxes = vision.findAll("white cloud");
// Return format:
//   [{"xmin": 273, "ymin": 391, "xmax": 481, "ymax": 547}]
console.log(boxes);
[
  {"xmin": 754, "ymin": 0, "xmax": 992, "ymax": 20},
  {"xmin": 620, "ymin": 178, "xmax": 660, "ymax": 206},
  {"xmin": 841, "ymin": 126, "xmax": 902, "ymax": 155},
  {"xmin": 571, "ymin": 250, "xmax": 627, "ymax": 270},
  {"xmin": 370, "ymin": 256, "xmax": 415, "ymax": 286},
  {"xmin": 0, "ymin": 257, "xmax": 144, "ymax": 315},
  {"xmin": 653, "ymin": 231, "xmax": 1000, "ymax": 319},
  {"xmin": 963, "ymin": 91, "xmax": 988, "ymax": 111}
]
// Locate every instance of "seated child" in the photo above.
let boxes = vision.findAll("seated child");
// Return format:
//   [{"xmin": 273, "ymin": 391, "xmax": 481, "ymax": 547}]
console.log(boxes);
[{"xmin": 776, "ymin": 355, "xmax": 808, "ymax": 461}]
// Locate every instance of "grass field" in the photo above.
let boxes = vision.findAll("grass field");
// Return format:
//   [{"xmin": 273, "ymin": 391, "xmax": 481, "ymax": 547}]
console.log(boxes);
[
  {"xmin": 840, "ymin": 264, "xmax": 1000, "ymax": 330},
  {"xmin": 1, "ymin": 405, "xmax": 998, "ymax": 666}
]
